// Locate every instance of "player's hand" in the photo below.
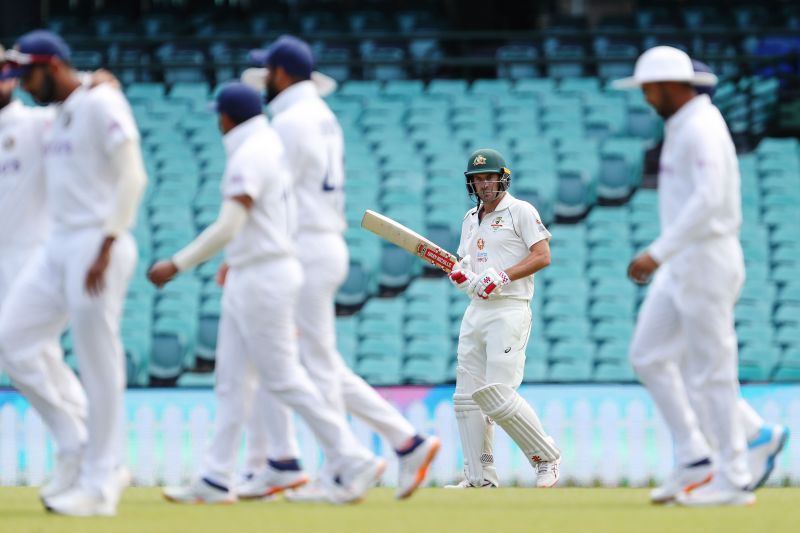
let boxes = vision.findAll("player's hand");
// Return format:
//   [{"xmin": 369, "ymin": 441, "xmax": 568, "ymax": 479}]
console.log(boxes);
[
  {"xmin": 85, "ymin": 237, "xmax": 114, "ymax": 296},
  {"xmin": 216, "ymin": 263, "xmax": 229, "ymax": 287},
  {"xmin": 90, "ymin": 69, "xmax": 121, "ymax": 89},
  {"xmin": 449, "ymin": 255, "xmax": 476, "ymax": 294},
  {"xmin": 627, "ymin": 252, "xmax": 659, "ymax": 285},
  {"xmin": 469, "ymin": 268, "xmax": 511, "ymax": 300},
  {"xmin": 148, "ymin": 260, "xmax": 179, "ymax": 288}
]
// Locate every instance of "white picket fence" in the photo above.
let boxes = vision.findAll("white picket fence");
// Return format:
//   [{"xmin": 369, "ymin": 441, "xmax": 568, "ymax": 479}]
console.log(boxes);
[{"xmin": 1, "ymin": 385, "xmax": 798, "ymax": 487}]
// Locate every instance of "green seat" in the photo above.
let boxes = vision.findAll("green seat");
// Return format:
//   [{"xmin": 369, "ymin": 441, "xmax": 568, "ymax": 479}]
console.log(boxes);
[
  {"xmin": 522, "ymin": 358, "xmax": 547, "ymax": 382},
  {"xmin": 356, "ymin": 355, "xmax": 402, "ymax": 386},
  {"xmin": 594, "ymin": 361, "xmax": 636, "ymax": 382},
  {"xmin": 150, "ymin": 317, "xmax": 194, "ymax": 383},
  {"xmin": 550, "ymin": 340, "xmax": 594, "ymax": 363},
  {"xmin": 548, "ymin": 360, "xmax": 593, "ymax": 382},
  {"xmin": 593, "ymin": 319, "xmax": 634, "ymax": 343},
  {"xmin": 176, "ymin": 372, "xmax": 215, "ymax": 388}
]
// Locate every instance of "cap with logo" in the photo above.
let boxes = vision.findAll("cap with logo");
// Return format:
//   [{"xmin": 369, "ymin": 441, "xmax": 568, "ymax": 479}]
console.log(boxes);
[
  {"xmin": 0, "ymin": 30, "xmax": 71, "ymax": 81},
  {"xmin": 612, "ymin": 46, "xmax": 717, "ymax": 89},
  {"xmin": 209, "ymin": 82, "xmax": 263, "ymax": 124},
  {"xmin": 244, "ymin": 35, "xmax": 337, "ymax": 97},
  {"xmin": 464, "ymin": 148, "xmax": 512, "ymax": 203}
]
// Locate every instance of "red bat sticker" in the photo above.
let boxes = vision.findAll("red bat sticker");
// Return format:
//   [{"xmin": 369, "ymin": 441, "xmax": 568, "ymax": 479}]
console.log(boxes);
[{"xmin": 417, "ymin": 243, "xmax": 456, "ymax": 272}]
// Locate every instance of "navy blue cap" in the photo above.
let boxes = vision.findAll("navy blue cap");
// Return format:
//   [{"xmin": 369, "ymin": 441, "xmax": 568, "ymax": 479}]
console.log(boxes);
[
  {"xmin": 692, "ymin": 59, "xmax": 717, "ymax": 98},
  {"xmin": 250, "ymin": 35, "xmax": 313, "ymax": 79},
  {"xmin": 0, "ymin": 30, "xmax": 70, "ymax": 80},
  {"xmin": 210, "ymin": 82, "xmax": 263, "ymax": 124}
]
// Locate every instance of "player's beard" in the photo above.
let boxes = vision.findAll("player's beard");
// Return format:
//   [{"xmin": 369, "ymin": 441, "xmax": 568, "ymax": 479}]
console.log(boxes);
[
  {"xmin": 265, "ymin": 78, "xmax": 279, "ymax": 103},
  {"xmin": 32, "ymin": 70, "xmax": 57, "ymax": 105},
  {"xmin": 0, "ymin": 90, "xmax": 11, "ymax": 110}
]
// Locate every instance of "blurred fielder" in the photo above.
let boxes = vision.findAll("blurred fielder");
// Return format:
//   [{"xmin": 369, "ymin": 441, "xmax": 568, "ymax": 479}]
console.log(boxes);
[
  {"xmin": 0, "ymin": 42, "xmax": 89, "ymax": 504},
  {"xmin": 446, "ymin": 149, "xmax": 561, "ymax": 488},
  {"xmin": 149, "ymin": 83, "xmax": 384, "ymax": 505},
  {"xmin": 0, "ymin": 30, "xmax": 145, "ymax": 516},
  {"xmin": 233, "ymin": 36, "xmax": 440, "ymax": 502},
  {"xmin": 618, "ymin": 46, "xmax": 787, "ymax": 507}
]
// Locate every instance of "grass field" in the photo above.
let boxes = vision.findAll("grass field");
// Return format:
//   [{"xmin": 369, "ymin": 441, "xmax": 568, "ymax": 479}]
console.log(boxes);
[{"xmin": 2, "ymin": 487, "xmax": 798, "ymax": 533}]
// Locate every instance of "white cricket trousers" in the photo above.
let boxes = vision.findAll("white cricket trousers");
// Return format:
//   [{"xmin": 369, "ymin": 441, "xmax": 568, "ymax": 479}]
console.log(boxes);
[
  {"xmin": 455, "ymin": 297, "xmax": 536, "ymax": 485},
  {"xmin": 202, "ymin": 255, "xmax": 373, "ymax": 487},
  {"xmin": 629, "ymin": 240, "xmax": 751, "ymax": 488},
  {"xmin": 243, "ymin": 232, "xmax": 415, "ymax": 469},
  {"xmin": 0, "ymin": 243, "xmax": 88, "ymax": 453},
  {"xmin": 0, "ymin": 229, "xmax": 135, "ymax": 497}
]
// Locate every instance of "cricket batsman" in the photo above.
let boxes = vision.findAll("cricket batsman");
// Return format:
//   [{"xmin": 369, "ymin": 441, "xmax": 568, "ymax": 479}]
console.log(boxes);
[{"xmin": 446, "ymin": 148, "xmax": 561, "ymax": 488}]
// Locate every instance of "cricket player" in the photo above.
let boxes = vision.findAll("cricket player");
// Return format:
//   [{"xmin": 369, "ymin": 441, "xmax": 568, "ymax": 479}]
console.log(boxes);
[
  {"xmin": 0, "ymin": 44, "xmax": 90, "ymax": 503},
  {"xmin": 618, "ymin": 53, "xmax": 788, "ymax": 506},
  {"xmin": 616, "ymin": 46, "xmax": 785, "ymax": 506},
  {"xmin": 446, "ymin": 149, "xmax": 561, "ymax": 488},
  {"xmin": 149, "ymin": 82, "xmax": 384, "ymax": 505},
  {"xmin": 233, "ymin": 35, "xmax": 440, "ymax": 502},
  {"xmin": 0, "ymin": 30, "xmax": 145, "ymax": 516}
]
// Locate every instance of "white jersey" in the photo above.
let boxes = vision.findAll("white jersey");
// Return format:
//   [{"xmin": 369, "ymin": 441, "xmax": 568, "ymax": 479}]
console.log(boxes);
[
  {"xmin": 268, "ymin": 80, "xmax": 346, "ymax": 235},
  {"xmin": 221, "ymin": 115, "xmax": 296, "ymax": 267},
  {"xmin": 457, "ymin": 193, "xmax": 551, "ymax": 301},
  {"xmin": 649, "ymin": 94, "xmax": 742, "ymax": 267},
  {"xmin": 43, "ymin": 85, "xmax": 139, "ymax": 233},
  {"xmin": 0, "ymin": 100, "xmax": 54, "ymax": 248}
]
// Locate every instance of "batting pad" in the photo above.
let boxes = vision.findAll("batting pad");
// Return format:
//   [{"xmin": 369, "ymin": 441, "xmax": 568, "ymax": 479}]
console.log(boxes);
[
  {"xmin": 472, "ymin": 383, "xmax": 560, "ymax": 463},
  {"xmin": 454, "ymin": 394, "xmax": 488, "ymax": 486}
]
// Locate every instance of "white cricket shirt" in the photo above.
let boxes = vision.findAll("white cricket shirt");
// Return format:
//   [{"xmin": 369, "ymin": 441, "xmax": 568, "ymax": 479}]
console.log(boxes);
[
  {"xmin": 221, "ymin": 115, "xmax": 296, "ymax": 267},
  {"xmin": 268, "ymin": 80, "xmax": 346, "ymax": 235},
  {"xmin": 0, "ymin": 100, "xmax": 53, "ymax": 247},
  {"xmin": 43, "ymin": 85, "xmax": 140, "ymax": 233},
  {"xmin": 649, "ymin": 95, "xmax": 742, "ymax": 267},
  {"xmin": 457, "ymin": 193, "xmax": 551, "ymax": 300}
]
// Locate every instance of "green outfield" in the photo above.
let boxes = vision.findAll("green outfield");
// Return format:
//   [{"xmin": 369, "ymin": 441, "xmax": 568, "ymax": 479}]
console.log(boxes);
[{"xmin": 1, "ymin": 487, "xmax": 797, "ymax": 533}]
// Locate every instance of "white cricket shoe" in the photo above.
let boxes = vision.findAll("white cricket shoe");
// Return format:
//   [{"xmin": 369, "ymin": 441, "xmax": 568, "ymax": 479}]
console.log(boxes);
[
  {"xmin": 237, "ymin": 465, "xmax": 310, "ymax": 499},
  {"xmin": 44, "ymin": 486, "xmax": 116, "ymax": 517},
  {"xmin": 331, "ymin": 456, "xmax": 386, "ymax": 504},
  {"xmin": 444, "ymin": 478, "xmax": 498, "ymax": 489},
  {"xmin": 163, "ymin": 477, "xmax": 236, "ymax": 504},
  {"xmin": 675, "ymin": 479, "xmax": 755, "ymax": 507},
  {"xmin": 535, "ymin": 456, "xmax": 561, "ymax": 488},
  {"xmin": 396, "ymin": 436, "xmax": 441, "ymax": 499},
  {"xmin": 40, "ymin": 452, "xmax": 81, "ymax": 499},
  {"xmin": 284, "ymin": 479, "xmax": 333, "ymax": 503},
  {"xmin": 650, "ymin": 460, "xmax": 713, "ymax": 504},
  {"xmin": 747, "ymin": 425, "xmax": 790, "ymax": 490}
]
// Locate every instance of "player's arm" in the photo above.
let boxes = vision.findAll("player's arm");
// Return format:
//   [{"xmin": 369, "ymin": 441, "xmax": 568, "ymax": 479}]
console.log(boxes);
[
  {"xmin": 648, "ymin": 129, "xmax": 727, "ymax": 263},
  {"xmin": 85, "ymin": 139, "xmax": 147, "ymax": 295},
  {"xmin": 629, "ymin": 128, "xmax": 726, "ymax": 283},
  {"xmin": 147, "ymin": 195, "xmax": 251, "ymax": 287},
  {"xmin": 505, "ymin": 239, "xmax": 551, "ymax": 280}
]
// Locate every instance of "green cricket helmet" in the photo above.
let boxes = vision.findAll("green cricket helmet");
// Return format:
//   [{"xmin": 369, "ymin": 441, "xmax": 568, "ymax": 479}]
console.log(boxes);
[{"xmin": 464, "ymin": 148, "xmax": 512, "ymax": 204}]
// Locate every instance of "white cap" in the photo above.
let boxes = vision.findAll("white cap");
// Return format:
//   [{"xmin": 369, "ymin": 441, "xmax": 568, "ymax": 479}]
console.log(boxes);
[
  {"xmin": 613, "ymin": 46, "xmax": 718, "ymax": 89},
  {"xmin": 239, "ymin": 67, "xmax": 338, "ymax": 97}
]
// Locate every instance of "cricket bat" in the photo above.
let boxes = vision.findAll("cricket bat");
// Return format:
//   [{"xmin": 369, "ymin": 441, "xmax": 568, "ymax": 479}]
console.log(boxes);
[{"xmin": 361, "ymin": 210, "xmax": 458, "ymax": 274}]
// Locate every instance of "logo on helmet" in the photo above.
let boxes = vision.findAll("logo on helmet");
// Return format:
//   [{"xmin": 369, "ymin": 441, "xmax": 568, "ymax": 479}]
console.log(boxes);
[{"xmin": 473, "ymin": 154, "xmax": 487, "ymax": 166}]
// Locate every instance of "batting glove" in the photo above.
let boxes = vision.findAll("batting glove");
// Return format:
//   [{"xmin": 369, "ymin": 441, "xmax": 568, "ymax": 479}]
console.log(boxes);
[
  {"xmin": 449, "ymin": 255, "xmax": 476, "ymax": 294},
  {"xmin": 469, "ymin": 268, "xmax": 511, "ymax": 300}
]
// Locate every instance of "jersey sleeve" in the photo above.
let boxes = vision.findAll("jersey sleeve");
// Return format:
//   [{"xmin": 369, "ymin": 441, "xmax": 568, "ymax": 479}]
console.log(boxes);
[
  {"xmin": 516, "ymin": 202, "xmax": 552, "ymax": 248},
  {"xmin": 89, "ymin": 86, "xmax": 140, "ymax": 154},
  {"xmin": 221, "ymin": 149, "xmax": 265, "ymax": 201}
]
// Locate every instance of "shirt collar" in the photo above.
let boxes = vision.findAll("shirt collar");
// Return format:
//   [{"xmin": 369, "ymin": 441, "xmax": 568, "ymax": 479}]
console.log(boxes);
[
  {"xmin": 476, "ymin": 192, "xmax": 515, "ymax": 219},
  {"xmin": 665, "ymin": 94, "xmax": 709, "ymax": 134},
  {"xmin": 267, "ymin": 80, "xmax": 317, "ymax": 117},
  {"xmin": 223, "ymin": 114, "xmax": 268, "ymax": 156},
  {"xmin": 0, "ymin": 100, "xmax": 24, "ymax": 127}
]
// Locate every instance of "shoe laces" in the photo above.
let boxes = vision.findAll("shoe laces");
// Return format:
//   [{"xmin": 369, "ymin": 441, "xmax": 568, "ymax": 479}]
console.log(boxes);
[{"xmin": 537, "ymin": 461, "xmax": 551, "ymax": 475}]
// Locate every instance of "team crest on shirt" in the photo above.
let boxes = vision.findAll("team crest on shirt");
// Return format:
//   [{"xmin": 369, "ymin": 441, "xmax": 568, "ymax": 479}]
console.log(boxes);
[
  {"xmin": 476, "ymin": 238, "xmax": 485, "ymax": 250},
  {"xmin": 2, "ymin": 136, "xmax": 13, "ymax": 150},
  {"xmin": 490, "ymin": 216, "xmax": 504, "ymax": 230}
]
